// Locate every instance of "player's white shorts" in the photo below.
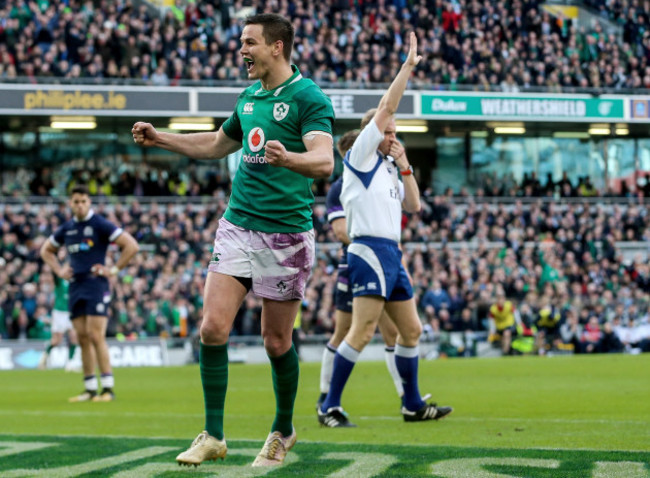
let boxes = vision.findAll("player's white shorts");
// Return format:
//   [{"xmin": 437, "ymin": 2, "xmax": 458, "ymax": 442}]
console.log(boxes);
[
  {"xmin": 208, "ymin": 218, "xmax": 315, "ymax": 301},
  {"xmin": 51, "ymin": 309, "xmax": 73, "ymax": 334},
  {"xmin": 347, "ymin": 236, "xmax": 413, "ymax": 301}
]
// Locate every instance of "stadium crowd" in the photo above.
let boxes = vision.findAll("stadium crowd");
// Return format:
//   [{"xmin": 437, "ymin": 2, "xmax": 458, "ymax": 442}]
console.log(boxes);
[
  {"xmin": 1, "ymin": 191, "xmax": 649, "ymax": 355},
  {"xmin": 4, "ymin": 162, "xmax": 650, "ymax": 200},
  {"xmin": 1, "ymin": 0, "xmax": 650, "ymax": 357},
  {"xmin": 1, "ymin": 0, "xmax": 650, "ymax": 90}
]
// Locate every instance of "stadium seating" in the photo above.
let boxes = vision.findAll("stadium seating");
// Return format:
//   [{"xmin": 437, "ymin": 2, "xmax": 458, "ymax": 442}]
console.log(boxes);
[
  {"xmin": 0, "ymin": 0, "xmax": 647, "ymax": 90},
  {"xmin": 1, "ymin": 196, "xmax": 648, "ymax": 355},
  {"xmin": 1, "ymin": 0, "xmax": 649, "ymax": 356}
]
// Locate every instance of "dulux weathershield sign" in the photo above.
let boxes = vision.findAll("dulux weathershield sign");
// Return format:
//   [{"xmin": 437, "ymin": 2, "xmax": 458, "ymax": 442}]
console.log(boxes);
[{"xmin": 421, "ymin": 93, "xmax": 625, "ymax": 122}]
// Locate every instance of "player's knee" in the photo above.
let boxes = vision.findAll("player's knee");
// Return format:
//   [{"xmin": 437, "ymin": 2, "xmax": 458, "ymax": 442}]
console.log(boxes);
[
  {"xmin": 200, "ymin": 320, "xmax": 228, "ymax": 344},
  {"xmin": 412, "ymin": 320, "xmax": 423, "ymax": 337},
  {"xmin": 348, "ymin": 325, "xmax": 374, "ymax": 349},
  {"xmin": 332, "ymin": 325, "xmax": 350, "ymax": 344},
  {"xmin": 263, "ymin": 335, "xmax": 291, "ymax": 356},
  {"xmin": 87, "ymin": 329, "xmax": 104, "ymax": 345},
  {"xmin": 400, "ymin": 322, "xmax": 422, "ymax": 344},
  {"xmin": 360, "ymin": 330, "xmax": 374, "ymax": 348},
  {"xmin": 76, "ymin": 331, "xmax": 90, "ymax": 345}
]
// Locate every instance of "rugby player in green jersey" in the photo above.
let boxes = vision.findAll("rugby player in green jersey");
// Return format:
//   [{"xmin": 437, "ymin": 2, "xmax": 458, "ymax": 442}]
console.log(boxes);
[
  {"xmin": 38, "ymin": 269, "xmax": 79, "ymax": 372},
  {"xmin": 133, "ymin": 13, "xmax": 334, "ymax": 468}
]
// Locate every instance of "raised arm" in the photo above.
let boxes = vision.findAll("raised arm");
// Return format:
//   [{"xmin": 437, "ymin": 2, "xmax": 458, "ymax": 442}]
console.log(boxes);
[
  {"xmin": 373, "ymin": 32, "xmax": 421, "ymax": 134},
  {"xmin": 264, "ymin": 134, "xmax": 334, "ymax": 178},
  {"xmin": 132, "ymin": 123, "xmax": 241, "ymax": 160}
]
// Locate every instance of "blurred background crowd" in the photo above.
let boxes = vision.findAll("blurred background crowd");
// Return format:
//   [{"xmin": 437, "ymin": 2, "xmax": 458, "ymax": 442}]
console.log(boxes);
[
  {"xmin": 1, "ymin": 0, "xmax": 650, "ymax": 357},
  {"xmin": 2, "ymin": 186, "xmax": 649, "ymax": 356},
  {"xmin": 3, "ymin": 0, "xmax": 650, "ymax": 90},
  {"xmin": 3, "ymin": 161, "xmax": 650, "ymax": 199}
]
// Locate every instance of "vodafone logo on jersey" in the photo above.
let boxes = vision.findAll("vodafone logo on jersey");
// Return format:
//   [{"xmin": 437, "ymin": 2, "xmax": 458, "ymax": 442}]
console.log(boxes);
[{"xmin": 248, "ymin": 127, "xmax": 265, "ymax": 152}]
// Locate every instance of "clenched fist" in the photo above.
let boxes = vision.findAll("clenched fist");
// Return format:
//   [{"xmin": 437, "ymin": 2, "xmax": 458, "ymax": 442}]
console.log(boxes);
[
  {"xmin": 264, "ymin": 140, "xmax": 289, "ymax": 167},
  {"xmin": 132, "ymin": 122, "xmax": 159, "ymax": 147}
]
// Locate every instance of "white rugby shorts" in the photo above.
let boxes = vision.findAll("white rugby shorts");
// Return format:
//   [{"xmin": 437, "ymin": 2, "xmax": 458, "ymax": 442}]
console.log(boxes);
[
  {"xmin": 51, "ymin": 309, "xmax": 72, "ymax": 334},
  {"xmin": 208, "ymin": 218, "xmax": 315, "ymax": 301}
]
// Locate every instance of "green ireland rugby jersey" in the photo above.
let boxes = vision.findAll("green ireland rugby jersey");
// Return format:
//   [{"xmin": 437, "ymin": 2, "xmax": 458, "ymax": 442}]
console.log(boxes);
[
  {"xmin": 222, "ymin": 65, "xmax": 334, "ymax": 233},
  {"xmin": 54, "ymin": 275, "xmax": 69, "ymax": 312}
]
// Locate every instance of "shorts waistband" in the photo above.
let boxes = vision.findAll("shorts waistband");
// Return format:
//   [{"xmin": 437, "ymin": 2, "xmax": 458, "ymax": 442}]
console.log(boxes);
[{"xmin": 352, "ymin": 236, "xmax": 399, "ymax": 248}]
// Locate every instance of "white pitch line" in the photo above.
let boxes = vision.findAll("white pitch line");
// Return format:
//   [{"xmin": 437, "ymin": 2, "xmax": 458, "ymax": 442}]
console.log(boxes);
[
  {"xmin": 0, "ymin": 409, "xmax": 203, "ymax": 419},
  {"xmin": 354, "ymin": 415, "xmax": 650, "ymax": 426},
  {"xmin": 3, "ymin": 432, "xmax": 649, "ymax": 453},
  {"xmin": 2, "ymin": 409, "xmax": 648, "ymax": 427}
]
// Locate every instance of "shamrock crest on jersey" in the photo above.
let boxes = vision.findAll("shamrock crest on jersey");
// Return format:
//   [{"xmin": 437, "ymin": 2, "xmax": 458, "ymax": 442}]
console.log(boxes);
[{"xmin": 273, "ymin": 102, "xmax": 290, "ymax": 121}]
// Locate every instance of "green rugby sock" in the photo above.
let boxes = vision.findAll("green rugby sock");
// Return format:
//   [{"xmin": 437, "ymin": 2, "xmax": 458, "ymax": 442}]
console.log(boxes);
[
  {"xmin": 68, "ymin": 344, "xmax": 76, "ymax": 360},
  {"xmin": 45, "ymin": 342, "xmax": 54, "ymax": 354},
  {"xmin": 269, "ymin": 344, "xmax": 299, "ymax": 437},
  {"xmin": 200, "ymin": 342, "xmax": 228, "ymax": 440}
]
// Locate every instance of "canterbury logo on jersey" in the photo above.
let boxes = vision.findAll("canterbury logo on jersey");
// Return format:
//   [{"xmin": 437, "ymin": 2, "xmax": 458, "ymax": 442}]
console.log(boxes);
[{"xmin": 243, "ymin": 102, "xmax": 254, "ymax": 114}]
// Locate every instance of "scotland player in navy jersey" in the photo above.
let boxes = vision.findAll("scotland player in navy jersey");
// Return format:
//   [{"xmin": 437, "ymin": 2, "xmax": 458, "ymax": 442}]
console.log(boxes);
[
  {"xmin": 318, "ymin": 33, "xmax": 453, "ymax": 427},
  {"xmin": 40, "ymin": 185, "xmax": 139, "ymax": 402}
]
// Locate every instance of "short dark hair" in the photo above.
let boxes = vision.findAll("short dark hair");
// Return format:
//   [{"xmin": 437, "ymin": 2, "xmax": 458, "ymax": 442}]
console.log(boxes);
[
  {"xmin": 70, "ymin": 185, "xmax": 90, "ymax": 196},
  {"xmin": 245, "ymin": 13, "xmax": 294, "ymax": 61},
  {"xmin": 337, "ymin": 129, "xmax": 360, "ymax": 157}
]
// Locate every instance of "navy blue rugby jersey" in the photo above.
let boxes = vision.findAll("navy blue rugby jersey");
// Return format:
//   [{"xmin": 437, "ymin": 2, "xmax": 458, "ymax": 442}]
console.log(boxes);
[
  {"xmin": 50, "ymin": 210, "xmax": 122, "ymax": 277},
  {"xmin": 326, "ymin": 177, "xmax": 348, "ymax": 265}
]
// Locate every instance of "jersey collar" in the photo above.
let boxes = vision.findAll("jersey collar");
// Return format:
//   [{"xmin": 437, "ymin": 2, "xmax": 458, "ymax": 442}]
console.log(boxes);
[
  {"xmin": 255, "ymin": 65, "xmax": 302, "ymax": 97},
  {"xmin": 73, "ymin": 209, "xmax": 94, "ymax": 222}
]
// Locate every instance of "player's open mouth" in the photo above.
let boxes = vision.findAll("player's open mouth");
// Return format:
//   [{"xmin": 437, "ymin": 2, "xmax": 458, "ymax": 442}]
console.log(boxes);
[{"xmin": 244, "ymin": 58, "xmax": 255, "ymax": 72}]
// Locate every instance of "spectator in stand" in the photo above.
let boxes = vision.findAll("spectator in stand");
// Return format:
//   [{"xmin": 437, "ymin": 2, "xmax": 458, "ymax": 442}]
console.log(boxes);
[
  {"xmin": 560, "ymin": 309, "xmax": 583, "ymax": 352},
  {"xmin": 579, "ymin": 177, "xmax": 599, "ymax": 197},
  {"xmin": 420, "ymin": 279, "xmax": 450, "ymax": 323},
  {"xmin": 488, "ymin": 291, "xmax": 519, "ymax": 355},
  {"xmin": 1, "ymin": 0, "xmax": 649, "ymax": 90},
  {"xmin": 1, "ymin": 167, "xmax": 650, "ymax": 361},
  {"xmin": 581, "ymin": 315, "xmax": 603, "ymax": 353},
  {"xmin": 535, "ymin": 297, "xmax": 562, "ymax": 354}
]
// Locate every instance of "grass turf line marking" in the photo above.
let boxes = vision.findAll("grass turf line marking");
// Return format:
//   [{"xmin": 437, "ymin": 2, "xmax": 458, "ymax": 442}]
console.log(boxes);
[
  {"xmin": 1, "ymin": 446, "xmax": 176, "ymax": 478},
  {"xmin": 112, "ymin": 449, "xmax": 299, "ymax": 477},
  {"xmin": 593, "ymin": 461, "xmax": 649, "ymax": 478},
  {"xmin": 3, "ymin": 409, "xmax": 647, "ymax": 427},
  {"xmin": 322, "ymin": 452, "xmax": 398, "ymax": 478},
  {"xmin": 354, "ymin": 415, "xmax": 649, "ymax": 425},
  {"xmin": 4, "ymin": 433, "xmax": 650, "ymax": 454},
  {"xmin": 0, "ymin": 441, "xmax": 57, "ymax": 458},
  {"xmin": 1, "ymin": 436, "xmax": 649, "ymax": 478},
  {"xmin": 431, "ymin": 457, "xmax": 561, "ymax": 478}
]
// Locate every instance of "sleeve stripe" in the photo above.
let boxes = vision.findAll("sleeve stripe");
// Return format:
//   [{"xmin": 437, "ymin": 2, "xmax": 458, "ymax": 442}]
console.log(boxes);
[
  {"xmin": 303, "ymin": 131, "xmax": 333, "ymax": 139},
  {"xmin": 48, "ymin": 235, "xmax": 61, "ymax": 248},
  {"xmin": 109, "ymin": 228, "xmax": 123, "ymax": 242},
  {"xmin": 328, "ymin": 210, "xmax": 346, "ymax": 223}
]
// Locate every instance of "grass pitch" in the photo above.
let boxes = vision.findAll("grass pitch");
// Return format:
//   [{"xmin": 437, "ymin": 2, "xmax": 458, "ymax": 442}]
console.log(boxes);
[{"xmin": 1, "ymin": 353, "xmax": 649, "ymax": 477}]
